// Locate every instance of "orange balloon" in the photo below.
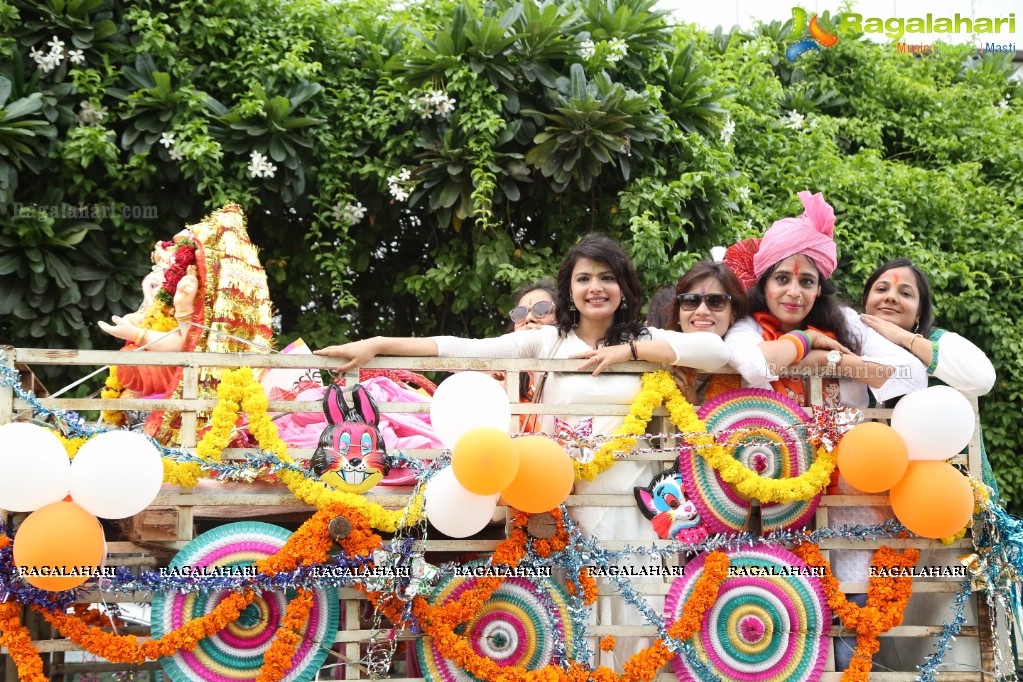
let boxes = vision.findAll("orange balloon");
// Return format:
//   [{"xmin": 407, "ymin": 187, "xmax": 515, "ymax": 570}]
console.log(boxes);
[
  {"xmin": 502, "ymin": 436, "xmax": 574, "ymax": 513},
  {"xmin": 890, "ymin": 461, "xmax": 973, "ymax": 539},
  {"xmin": 836, "ymin": 422, "xmax": 908, "ymax": 493},
  {"xmin": 13, "ymin": 500, "xmax": 105, "ymax": 591},
  {"xmin": 452, "ymin": 427, "xmax": 520, "ymax": 495}
]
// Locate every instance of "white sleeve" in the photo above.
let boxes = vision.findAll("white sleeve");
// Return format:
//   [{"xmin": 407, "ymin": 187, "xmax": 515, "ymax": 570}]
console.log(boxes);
[
  {"xmin": 931, "ymin": 330, "xmax": 996, "ymax": 397},
  {"xmin": 845, "ymin": 308, "xmax": 928, "ymax": 402},
  {"xmin": 432, "ymin": 327, "xmax": 551, "ymax": 359},
  {"xmin": 724, "ymin": 316, "xmax": 778, "ymax": 384},
  {"xmin": 645, "ymin": 328, "xmax": 730, "ymax": 371}
]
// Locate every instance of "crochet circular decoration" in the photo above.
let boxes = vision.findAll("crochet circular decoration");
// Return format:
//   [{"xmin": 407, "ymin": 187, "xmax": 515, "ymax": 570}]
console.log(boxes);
[
  {"xmin": 678, "ymin": 388, "xmax": 820, "ymax": 533},
  {"xmin": 151, "ymin": 522, "xmax": 339, "ymax": 682},
  {"xmin": 664, "ymin": 546, "xmax": 830, "ymax": 682},
  {"xmin": 417, "ymin": 562, "xmax": 574, "ymax": 682}
]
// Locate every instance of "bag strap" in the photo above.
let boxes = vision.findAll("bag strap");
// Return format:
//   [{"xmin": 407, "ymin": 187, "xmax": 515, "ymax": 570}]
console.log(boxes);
[{"xmin": 520, "ymin": 334, "xmax": 566, "ymax": 433}]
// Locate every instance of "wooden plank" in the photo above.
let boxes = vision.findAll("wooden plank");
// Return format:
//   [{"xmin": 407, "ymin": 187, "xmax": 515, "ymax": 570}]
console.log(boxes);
[{"xmin": 0, "ymin": 346, "xmax": 14, "ymax": 426}]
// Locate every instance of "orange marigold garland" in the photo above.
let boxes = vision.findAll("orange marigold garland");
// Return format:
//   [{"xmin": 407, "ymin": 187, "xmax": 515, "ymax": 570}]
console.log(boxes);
[
  {"xmin": 256, "ymin": 588, "xmax": 315, "ymax": 682},
  {"xmin": 31, "ymin": 503, "xmax": 375, "ymax": 679},
  {"xmin": 364, "ymin": 507, "xmax": 731, "ymax": 682},
  {"xmin": 792, "ymin": 541, "xmax": 919, "ymax": 681}
]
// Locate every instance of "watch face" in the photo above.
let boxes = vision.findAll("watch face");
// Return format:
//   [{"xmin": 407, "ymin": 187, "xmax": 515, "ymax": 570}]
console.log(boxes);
[{"xmin": 827, "ymin": 350, "xmax": 842, "ymax": 364}]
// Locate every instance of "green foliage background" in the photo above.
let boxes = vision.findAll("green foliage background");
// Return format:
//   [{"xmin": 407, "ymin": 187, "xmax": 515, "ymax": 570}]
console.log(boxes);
[{"xmin": 1, "ymin": 1, "xmax": 1020, "ymax": 510}]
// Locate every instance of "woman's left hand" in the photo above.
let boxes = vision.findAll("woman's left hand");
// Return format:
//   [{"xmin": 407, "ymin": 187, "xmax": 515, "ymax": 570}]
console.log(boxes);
[
  {"xmin": 570, "ymin": 345, "xmax": 631, "ymax": 376},
  {"xmin": 860, "ymin": 314, "xmax": 912, "ymax": 348}
]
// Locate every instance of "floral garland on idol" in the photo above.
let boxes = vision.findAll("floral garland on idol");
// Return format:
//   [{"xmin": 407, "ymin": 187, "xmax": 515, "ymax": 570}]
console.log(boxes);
[
  {"xmin": 100, "ymin": 240, "xmax": 193, "ymax": 426},
  {"xmin": 792, "ymin": 541, "xmax": 920, "ymax": 682},
  {"xmin": 578, "ymin": 371, "xmax": 837, "ymax": 504}
]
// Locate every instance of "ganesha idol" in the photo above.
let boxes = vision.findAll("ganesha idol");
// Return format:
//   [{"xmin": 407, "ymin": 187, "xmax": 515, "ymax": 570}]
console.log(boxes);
[
  {"xmin": 98, "ymin": 203, "xmax": 276, "ymax": 447},
  {"xmin": 97, "ymin": 203, "xmax": 443, "ymax": 492}
]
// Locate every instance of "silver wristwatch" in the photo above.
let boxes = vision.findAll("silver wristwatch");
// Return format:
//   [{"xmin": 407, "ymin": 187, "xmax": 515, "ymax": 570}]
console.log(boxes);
[{"xmin": 825, "ymin": 349, "xmax": 842, "ymax": 373}]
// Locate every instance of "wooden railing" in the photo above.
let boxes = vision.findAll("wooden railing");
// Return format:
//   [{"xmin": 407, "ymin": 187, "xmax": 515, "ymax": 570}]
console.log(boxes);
[{"xmin": 0, "ymin": 347, "xmax": 990, "ymax": 681}]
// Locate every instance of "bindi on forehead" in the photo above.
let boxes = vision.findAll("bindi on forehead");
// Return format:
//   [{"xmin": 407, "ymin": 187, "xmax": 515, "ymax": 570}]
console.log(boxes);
[
  {"xmin": 792, "ymin": 261, "xmax": 801, "ymax": 276},
  {"xmin": 892, "ymin": 272, "xmax": 899, "ymax": 285}
]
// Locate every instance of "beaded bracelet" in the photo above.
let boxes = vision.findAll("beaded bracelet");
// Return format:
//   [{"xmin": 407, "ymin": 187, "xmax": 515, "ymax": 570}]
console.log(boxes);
[{"xmin": 629, "ymin": 338, "xmax": 639, "ymax": 360}]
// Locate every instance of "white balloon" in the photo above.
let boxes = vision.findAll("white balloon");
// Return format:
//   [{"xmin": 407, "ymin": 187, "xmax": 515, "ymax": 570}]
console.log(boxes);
[
  {"xmin": 0, "ymin": 423, "xmax": 71, "ymax": 511},
  {"xmin": 425, "ymin": 467, "xmax": 499, "ymax": 538},
  {"xmin": 429, "ymin": 372, "xmax": 512, "ymax": 448},
  {"xmin": 890, "ymin": 386, "xmax": 976, "ymax": 461},
  {"xmin": 70, "ymin": 431, "xmax": 164, "ymax": 519}
]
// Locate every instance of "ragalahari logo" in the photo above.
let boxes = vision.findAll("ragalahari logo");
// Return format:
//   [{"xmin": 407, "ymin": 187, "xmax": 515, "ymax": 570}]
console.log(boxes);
[{"xmin": 786, "ymin": 8, "xmax": 839, "ymax": 62}]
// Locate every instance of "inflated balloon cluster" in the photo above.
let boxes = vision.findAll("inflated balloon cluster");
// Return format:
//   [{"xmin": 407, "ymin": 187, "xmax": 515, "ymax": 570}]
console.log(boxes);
[
  {"xmin": 424, "ymin": 373, "xmax": 574, "ymax": 536},
  {"xmin": 0, "ymin": 424, "xmax": 164, "ymax": 591},
  {"xmin": 835, "ymin": 385, "xmax": 978, "ymax": 539}
]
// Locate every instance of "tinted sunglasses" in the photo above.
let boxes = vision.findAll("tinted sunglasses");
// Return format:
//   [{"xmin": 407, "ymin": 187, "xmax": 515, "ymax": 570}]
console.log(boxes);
[
  {"xmin": 509, "ymin": 300, "xmax": 555, "ymax": 323},
  {"xmin": 677, "ymin": 293, "xmax": 732, "ymax": 312}
]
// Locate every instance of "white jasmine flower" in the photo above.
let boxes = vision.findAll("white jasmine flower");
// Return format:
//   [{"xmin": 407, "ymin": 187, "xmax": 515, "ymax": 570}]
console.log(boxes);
[
  {"xmin": 607, "ymin": 38, "xmax": 629, "ymax": 64},
  {"xmin": 168, "ymin": 148, "xmax": 184, "ymax": 161},
  {"xmin": 784, "ymin": 110, "xmax": 805, "ymax": 130},
  {"xmin": 77, "ymin": 100, "xmax": 107, "ymax": 126},
  {"xmin": 248, "ymin": 150, "xmax": 273, "ymax": 178},
  {"xmin": 67, "ymin": 49, "xmax": 85, "ymax": 65},
  {"xmin": 398, "ymin": 168, "xmax": 411, "ymax": 182},
  {"xmin": 38, "ymin": 53, "xmax": 60, "ymax": 73},
  {"xmin": 738, "ymin": 186, "xmax": 751, "ymax": 201},
  {"xmin": 159, "ymin": 132, "xmax": 175, "ymax": 148},
  {"xmin": 47, "ymin": 36, "xmax": 65, "ymax": 53},
  {"xmin": 579, "ymin": 39, "xmax": 596, "ymax": 60},
  {"xmin": 720, "ymin": 116, "xmax": 735, "ymax": 144},
  {"xmin": 997, "ymin": 95, "xmax": 1010, "ymax": 110},
  {"xmin": 333, "ymin": 201, "xmax": 367, "ymax": 224},
  {"xmin": 29, "ymin": 47, "xmax": 45, "ymax": 63}
]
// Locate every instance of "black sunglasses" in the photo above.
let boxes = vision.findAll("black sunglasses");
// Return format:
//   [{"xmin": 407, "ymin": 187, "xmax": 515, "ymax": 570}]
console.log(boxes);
[
  {"xmin": 677, "ymin": 293, "xmax": 732, "ymax": 312},
  {"xmin": 509, "ymin": 300, "xmax": 555, "ymax": 323}
]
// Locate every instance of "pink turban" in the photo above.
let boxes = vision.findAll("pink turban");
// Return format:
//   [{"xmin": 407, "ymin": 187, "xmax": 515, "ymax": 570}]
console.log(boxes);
[{"xmin": 752, "ymin": 191, "xmax": 837, "ymax": 280}]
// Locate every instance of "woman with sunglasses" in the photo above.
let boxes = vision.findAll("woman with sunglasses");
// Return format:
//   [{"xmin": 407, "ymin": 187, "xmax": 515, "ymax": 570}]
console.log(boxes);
[
  {"xmin": 317, "ymin": 233, "xmax": 729, "ymax": 668},
  {"xmin": 505, "ymin": 280, "xmax": 557, "ymax": 431},
  {"xmin": 660, "ymin": 261, "xmax": 749, "ymax": 402},
  {"xmin": 507, "ymin": 280, "xmax": 557, "ymax": 331}
]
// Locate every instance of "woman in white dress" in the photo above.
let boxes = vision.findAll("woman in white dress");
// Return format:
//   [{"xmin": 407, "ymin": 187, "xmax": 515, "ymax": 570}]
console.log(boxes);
[
  {"xmin": 860, "ymin": 258, "xmax": 996, "ymax": 673},
  {"xmin": 316, "ymin": 234, "xmax": 730, "ymax": 668}
]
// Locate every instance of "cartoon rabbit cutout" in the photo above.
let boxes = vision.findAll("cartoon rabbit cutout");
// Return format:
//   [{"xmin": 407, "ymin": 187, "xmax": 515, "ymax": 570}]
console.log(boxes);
[
  {"xmin": 311, "ymin": 383, "xmax": 390, "ymax": 494},
  {"xmin": 634, "ymin": 463, "xmax": 708, "ymax": 545}
]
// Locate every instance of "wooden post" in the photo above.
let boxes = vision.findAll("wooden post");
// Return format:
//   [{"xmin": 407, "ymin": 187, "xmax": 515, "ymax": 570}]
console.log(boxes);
[{"xmin": 176, "ymin": 365, "xmax": 200, "ymax": 541}]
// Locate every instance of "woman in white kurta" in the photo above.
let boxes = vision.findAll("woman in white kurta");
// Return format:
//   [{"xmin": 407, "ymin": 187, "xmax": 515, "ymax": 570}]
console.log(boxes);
[
  {"xmin": 860, "ymin": 258, "xmax": 996, "ymax": 672},
  {"xmin": 316, "ymin": 234, "xmax": 730, "ymax": 669}
]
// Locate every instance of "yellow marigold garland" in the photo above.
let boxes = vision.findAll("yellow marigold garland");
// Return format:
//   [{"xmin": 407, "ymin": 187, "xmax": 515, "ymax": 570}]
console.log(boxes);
[
  {"xmin": 100, "ymin": 366, "xmax": 126, "ymax": 426},
  {"xmin": 56, "ymin": 434, "xmax": 88, "ymax": 459},
  {"xmin": 162, "ymin": 367, "xmax": 424, "ymax": 532},
  {"xmin": 579, "ymin": 371, "xmax": 836, "ymax": 504}
]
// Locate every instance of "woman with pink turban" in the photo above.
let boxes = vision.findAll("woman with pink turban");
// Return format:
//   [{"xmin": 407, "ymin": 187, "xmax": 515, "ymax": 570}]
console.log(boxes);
[
  {"xmin": 723, "ymin": 192, "xmax": 929, "ymax": 673},
  {"xmin": 722, "ymin": 191, "xmax": 927, "ymax": 408}
]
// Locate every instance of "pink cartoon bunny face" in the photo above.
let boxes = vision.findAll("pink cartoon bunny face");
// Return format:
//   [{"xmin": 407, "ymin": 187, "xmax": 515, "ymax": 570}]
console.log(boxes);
[{"xmin": 311, "ymin": 384, "xmax": 389, "ymax": 494}]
